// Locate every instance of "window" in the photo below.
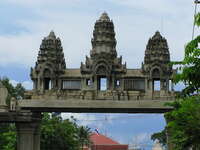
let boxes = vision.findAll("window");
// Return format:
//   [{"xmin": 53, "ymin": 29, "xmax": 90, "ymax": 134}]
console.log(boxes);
[
  {"xmin": 153, "ymin": 80, "xmax": 160, "ymax": 91},
  {"xmin": 62, "ymin": 80, "xmax": 81, "ymax": 90},
  {"xmin": 44, "ymin": 78, "xmax": 51, "ymax": 90},
  {"xmin": 116, "ymin": 80, "xmax": 120, "ymax": 86},
  {"xmin": 99, "ymin": 77, "xmax": 107, "ymax": 91},
  {"xmin": 86, "ymin": 79, "xmax": 91, "ymax": 86},
  {"xmin": 124, "ymin": 79, "xmax": 145, "ymax": 91}
]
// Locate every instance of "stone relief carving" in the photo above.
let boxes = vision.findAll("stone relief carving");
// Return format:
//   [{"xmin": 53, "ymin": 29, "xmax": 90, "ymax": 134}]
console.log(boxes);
[{"xmin": 0, "ymin": 81, "xmax": 8, "ymax": 109}]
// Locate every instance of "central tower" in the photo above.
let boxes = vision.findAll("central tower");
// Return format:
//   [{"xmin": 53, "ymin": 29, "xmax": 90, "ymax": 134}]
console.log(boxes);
[{"xmin": 81, "ymin": 12, "xmax": 126, "ymax": 91}]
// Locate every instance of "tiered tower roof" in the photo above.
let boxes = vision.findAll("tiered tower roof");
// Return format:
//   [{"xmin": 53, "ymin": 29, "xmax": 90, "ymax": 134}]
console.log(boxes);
[
  {"xmin": 90, "ymin": 12, "xmax": 117, "ymax": 59},
  {"xmin": 144, "ymin": 31, "xmax": 170, "ymax": 65},
  {"xmin": 36, "ymin": 31, "xmax": 66, "ymax": 70}
]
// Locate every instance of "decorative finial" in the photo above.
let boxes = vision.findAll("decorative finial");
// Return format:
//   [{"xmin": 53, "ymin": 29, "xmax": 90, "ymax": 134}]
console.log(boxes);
[
  {"xmin": 99, "ymin": 12, "xmax": 110, "ymax": 21},
  {"xmin": 152, "ymin": 31, "xmax": 162, "ymax": 40},
  {"xmin": 47, "ymin": 30, "xmax": 56, "ymax": 39}
]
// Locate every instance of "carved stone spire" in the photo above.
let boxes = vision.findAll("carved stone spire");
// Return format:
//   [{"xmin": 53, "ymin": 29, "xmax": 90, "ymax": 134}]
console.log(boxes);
[
  {"xmin": 36, "ymin": 30, "xmax": 66, "ymax": 70},
  {"xmin": 99, "ymin": 12, "xmax": 110, "ymax": 21},
  {"xmin": 143, "ymin": 31, "xmax": 172, "ymax": 76},
  {"xmin": 81, "ymin": 12, "xmax": 126, "ymax": 77},
  {"xmin": 47, "ymin": 30, "xmax": 56, "ymax": 39},
  {"xmin": 90, "ymin": 12, "xmax": 117, "ymax": 59},
  {"xmin": 144, "ymin": 31, "xmax": 170, "ymax": 65},
  {"xmin": 31, "ymin": 31, "xmax": 66, "ymax": 91}
]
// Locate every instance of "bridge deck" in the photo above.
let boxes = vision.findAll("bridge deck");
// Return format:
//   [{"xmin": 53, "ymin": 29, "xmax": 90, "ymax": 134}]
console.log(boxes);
[{"xmin": 18, "ymin": 99, "xmax": 173, "ymax": 113}]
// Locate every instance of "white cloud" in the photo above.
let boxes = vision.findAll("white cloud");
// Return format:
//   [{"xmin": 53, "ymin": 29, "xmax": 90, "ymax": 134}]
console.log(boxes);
[
  {"xmin": 130, "ymin": 132, "xmax": 152, "ymax": 148},
  {"xmin": 61, "ymin": 113, "xmax": 97, "ymax": 126},
  {"xmin": 0, "ymin": 0, "xmax": 194, "ymax": 69}
]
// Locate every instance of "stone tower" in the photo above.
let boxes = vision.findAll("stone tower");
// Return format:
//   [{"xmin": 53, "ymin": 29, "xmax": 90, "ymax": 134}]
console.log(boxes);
[
  {"xmin": 81, "ymin": 12, "xmax": 126, "ymax": 91},
  {"xmin": 142, "ymin": 31, "xmax": 172, "ymax": 96},
  {"xmin": 30, "ymin": 31, "xmax": 66, "ymax": 92}
]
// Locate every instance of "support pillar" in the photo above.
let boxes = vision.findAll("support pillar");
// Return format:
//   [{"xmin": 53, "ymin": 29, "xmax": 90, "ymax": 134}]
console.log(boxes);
[
  {"xmin": 165, "ymin": 114, "xmax": 174, "ymax": 150},
  {"xmin": 16, "ymin": 123, "xmax": 35, "ymax": 150},
  {"xmin": 33, "ymin": 122, "xmax": 41, "ymax": 150},
  {"xmin": 16, "ymin": 113, "xmax": 42, "ymax": 150}
]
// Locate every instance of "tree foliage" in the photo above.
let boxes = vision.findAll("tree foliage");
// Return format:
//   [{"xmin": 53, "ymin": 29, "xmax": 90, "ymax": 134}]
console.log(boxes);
[
  {"xmin": 0, "ymin": 77, "xmax": 91, "ymax": 150},
  {"xmin": 78, "ymin": 126, "xmax": 92, "ymax": 150},
  {"xmin": 41, "ymin": 113, "xmax": 81, "ymax": 150},
  {"xmin": 165, "ymin": 96, "xmax": 200, "ymax": 150}
]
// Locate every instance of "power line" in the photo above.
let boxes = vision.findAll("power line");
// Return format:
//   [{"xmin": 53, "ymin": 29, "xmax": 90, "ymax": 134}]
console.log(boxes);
[{"xmin": 75, "ymin": 114, "xmax": 160, "ymax": 122}]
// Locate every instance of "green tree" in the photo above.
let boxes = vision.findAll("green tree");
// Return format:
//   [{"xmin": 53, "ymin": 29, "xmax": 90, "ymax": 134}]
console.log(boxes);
[
  {"xmin": 40, "ymin": 113, "xmax": 81, "ymax": 150},
  {"xmin": 151, "ymin": 128, "xmax": 167, "ymax": 148},
  {"xmin": 78, "ymin": 126, "xmax": 92, "ymax": 150},
  {"xmin": 165, "ymin": 96, "xmax": 200, "ymax": 150},
  {"xmin": 0, "ymin": 78, "xmax": 18, "ymax": 150}
]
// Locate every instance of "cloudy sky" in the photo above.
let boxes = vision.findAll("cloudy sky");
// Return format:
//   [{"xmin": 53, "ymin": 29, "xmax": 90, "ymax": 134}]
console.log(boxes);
[{"xmin": 0, "ymin": 0, "xmax": 195, "ymax": 149}]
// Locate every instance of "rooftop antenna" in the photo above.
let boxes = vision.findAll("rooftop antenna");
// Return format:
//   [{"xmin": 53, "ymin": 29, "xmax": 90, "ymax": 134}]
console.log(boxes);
[
  {"xmin": 161, "ymin": 17, "xmax": 164, "ymax": 35},
  {"xmin": 192, "ymin": 0, "xmax": 200, "ymax": 39}
]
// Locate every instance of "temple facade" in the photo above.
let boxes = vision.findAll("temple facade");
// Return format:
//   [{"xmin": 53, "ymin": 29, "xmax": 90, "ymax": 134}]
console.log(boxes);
[{"xmin": 29, "ymin": 12, "xmax": 176, "ymax": 101}]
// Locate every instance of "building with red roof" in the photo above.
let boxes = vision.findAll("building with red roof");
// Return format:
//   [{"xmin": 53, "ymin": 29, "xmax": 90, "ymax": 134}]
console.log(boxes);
[{"xmin": 83, "ymin": 133, "xmax": 128, "ymax": 150}]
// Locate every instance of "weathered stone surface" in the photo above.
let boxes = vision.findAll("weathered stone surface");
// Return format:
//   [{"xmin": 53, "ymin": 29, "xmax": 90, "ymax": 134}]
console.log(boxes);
[
  {"xmin": 16, "ymin": 112, "xmax": 42, "ymax": 150},
  {"xmin": 28, "ymin": 12, "xmax": 176, "ymax": 102},
  {"xmin": 0, "ymin": 81, "xmax": 8, "ymax": 112},
  {"xmin": 18, "ymin": 99, "xmax": 173, "ymax": 113}
]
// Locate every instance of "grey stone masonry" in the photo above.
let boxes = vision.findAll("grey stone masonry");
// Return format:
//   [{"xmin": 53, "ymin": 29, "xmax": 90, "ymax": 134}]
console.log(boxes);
[
  {"xmin": 0, "ymin": 81, "xmax": 8, "ymax": 112},
  {"xmin": 27, "ymin": 12, "xmax": 177, "ymax": 101}
]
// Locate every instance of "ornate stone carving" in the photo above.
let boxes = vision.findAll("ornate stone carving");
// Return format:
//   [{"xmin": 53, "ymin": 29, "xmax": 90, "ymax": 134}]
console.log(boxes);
[
  {"xmin": 143, "ymin": 31, "xmax": 172, "ymax": 77},
  {"xmin": 31, "ymin": 31, "xmax": 66, "ymax": 91},
  {"xmin": 29, "ymin": 13, "xmax": 176, "ymax": 101},
  {"xmin": 0, "ymin": 81, "xmax": 8, "ymax": 112},
  {"xmin": 81, "ymin": 12, "xmax": 126, "ymax": 90}
]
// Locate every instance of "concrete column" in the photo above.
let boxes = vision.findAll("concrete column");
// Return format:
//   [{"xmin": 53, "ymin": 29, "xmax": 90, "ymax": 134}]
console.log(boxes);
[
  {"xmin": 165, "ymin": 115, "xmax": 174, "ymax": 150},
  {"xmin": 33, "ymin": 123, "xmax": 41, "ymax": 150},
  {"xmin": 171, "ymin": 81, "xmax": 174, "ymax": 91},
  {"xmin": 58, "ymin": 79, "xmax": 62, "ymax": 90},
  {"xmin": 149, "ymin": 79, "xmax": 153, "ymax": 99},
  {"xmin": 121, "ymin": 78, "xmax": 124, "ymax": 90},
  {"xmin": 16, "ymin": 123, "xmax": 35, "ymax": 150},
  {"xmin": 94, "ymin": 76, "xmax": 98, "ymax": 90},
  {"xmin": 111, "ymin": 75, "xmax": 115, "ymax": 90},
  {"xmin": 16, "ymin": 113, "xmax": 42, "ymax": 150},
  {"xmin": 166, "ymin": 79, "xmax": 169, "ymax": 92},
  {"xmin": 145, "ymin": 78, "xmax": 148, "ymax": 91},
  {"xmin": 37, "ymin": 78, "xmax": 40, "ymax": 90},
  {"xmin": 106, "ymin": 76, "xmax": 110, "ymax": 90}
]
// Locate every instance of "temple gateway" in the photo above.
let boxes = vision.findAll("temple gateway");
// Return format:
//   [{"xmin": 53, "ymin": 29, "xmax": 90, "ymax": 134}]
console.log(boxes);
[{"xmin": 29, "ymin": 12, "xmax": 176, "ymax": 101}]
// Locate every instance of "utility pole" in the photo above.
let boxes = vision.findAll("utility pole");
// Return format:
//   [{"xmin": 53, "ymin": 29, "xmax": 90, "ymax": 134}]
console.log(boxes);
[{"xmin": 192, "ymin": 0, "xmax": 200, "ymax": 39}]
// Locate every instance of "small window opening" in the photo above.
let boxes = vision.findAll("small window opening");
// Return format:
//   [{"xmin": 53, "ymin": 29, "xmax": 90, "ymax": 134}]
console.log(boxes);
[
  {"xmin": 86, "ymin": 79, "xmax": 91, "ymax": 86},
  {"xmin": 44, "ymin": 78, "xmax": 51, "ymax": 90},
  {"xmin": 99, "ymin": 77, "xmax": 107, "ymax": 91},
  {"xmin": 154, "ymin": 80, "xmax": 160, "ymax": 91},
  {"xmin": 116, "ymin": 80, "xmax": 120, "ymax": 87}
]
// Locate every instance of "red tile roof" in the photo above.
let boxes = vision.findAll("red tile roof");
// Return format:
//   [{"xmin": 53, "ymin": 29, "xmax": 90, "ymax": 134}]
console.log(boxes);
[
  {"xmin": 90, "ymin": 133, "xmax": 121, "ymax": 145},
  {"xmin": 84, "ymin": 133, "xmax": 128, "ymax": 150}
]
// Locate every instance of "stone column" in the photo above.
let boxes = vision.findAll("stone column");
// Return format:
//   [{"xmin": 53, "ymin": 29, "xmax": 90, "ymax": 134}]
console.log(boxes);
[
  {"xmin": 165, "ymin": 114, "xmax": 174, "ymax": 150},
  {"xmin": 16, "ymin": 113, "xmax": 42, "ymax": 150},
  {"xmin": 171, "ymin": 81, "xmax": 174, "ymax": 91},
  {"xmin": 94, "ymin": 76, "xmax": 98, "ymax": 90},
  {"xmin": 16, "ymin": 123, "xmax": 35, "ymax": 150},
  {"xmin": 0, "ymin": 81, "xmax": 8, "ymax": 112},
  {"xmin": 145, "ymin": 78, "xmax": 148, "ymax": 92},
  {"xmin": 33, "ymin": 122, "xmax": 41, "ymax": 150}
]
